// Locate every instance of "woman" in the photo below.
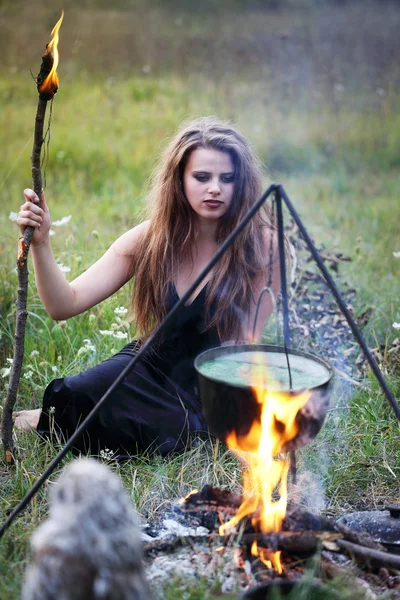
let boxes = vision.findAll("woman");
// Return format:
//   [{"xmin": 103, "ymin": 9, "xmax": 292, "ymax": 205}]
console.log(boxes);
[{"xmin": 14, "ymin": 117, "xmax": 280, "ymax": 457}]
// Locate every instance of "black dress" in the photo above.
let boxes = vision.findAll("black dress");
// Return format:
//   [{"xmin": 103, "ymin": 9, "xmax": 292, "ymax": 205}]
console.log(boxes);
[{"xmin": 37, "ymin": 283, "xmax": 220, "ymax": 458}]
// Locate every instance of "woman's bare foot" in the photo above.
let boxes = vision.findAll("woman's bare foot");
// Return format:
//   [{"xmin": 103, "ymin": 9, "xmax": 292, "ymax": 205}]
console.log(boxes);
[{"xmin": 13, "ymin": 409, "xmax": 42, "ymax": 431}]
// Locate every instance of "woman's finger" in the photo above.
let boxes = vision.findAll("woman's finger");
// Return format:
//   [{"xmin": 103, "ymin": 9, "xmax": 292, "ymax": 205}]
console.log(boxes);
[
  {"xmin": 18, "ymin": 209, "xmax": 43, "ymax": 223},
  {"xmin": 17, "ymin": 217, "xmax": 42, "ymax": 229},
  {"xmin": 20, "ymin": 202, "xmax": 44, "ymax": 216},
  {"xmin": 17, "ymin": 210, "xmax": 43, "ymax": 226},
  {"xmin": 23, "ymin": 188, "xmax": 40, "ymax": 204}
]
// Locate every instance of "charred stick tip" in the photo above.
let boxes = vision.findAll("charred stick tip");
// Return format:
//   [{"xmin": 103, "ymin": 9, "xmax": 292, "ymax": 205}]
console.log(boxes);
[{"xmin": 36, "ymin": 51, "xmax": 58, "ymax": 100}]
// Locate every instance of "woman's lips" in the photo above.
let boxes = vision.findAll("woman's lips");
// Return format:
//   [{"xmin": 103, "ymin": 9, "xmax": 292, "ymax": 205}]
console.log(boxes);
[{"xmin": 204, "ymin": 200, "xmax": 223, "ymax": 208}]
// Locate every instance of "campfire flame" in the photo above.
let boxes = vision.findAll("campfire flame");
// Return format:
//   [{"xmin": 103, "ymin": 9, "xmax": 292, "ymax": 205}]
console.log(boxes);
[
  {"xmin": 219, "ymin": 374, "xmax": 310, "ymax": 573},
  {"xmin": 39, "ymin": 10, "xmax": 64, "ymax": 97}
]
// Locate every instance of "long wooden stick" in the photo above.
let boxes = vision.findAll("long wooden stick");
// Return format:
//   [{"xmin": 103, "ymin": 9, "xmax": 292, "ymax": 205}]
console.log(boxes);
[
  {"xmin": 1, "ymin": 52, "xmax": 54, "ymax": 463},
  {"xmin": 337, "ymin": 539, "xmax": 400, "ymax": 570}
]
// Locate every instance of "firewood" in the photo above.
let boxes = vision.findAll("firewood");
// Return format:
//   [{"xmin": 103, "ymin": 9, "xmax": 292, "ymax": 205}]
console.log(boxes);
[
  {"xmin": 180, "ymin": 484, "xmax": 242, "ymax": 515},
  {"xmin": 335, "ymin": 523, "xmax": 386, "ymax": 552},
  {"xmin": 337, "ymin": 539, "xmax": 400, "ymax": 571},
  {"xmin": 241, "ymin": 531, "xmax": 342, "ymax": 555},
  {"xmin": 180, "ymin": 486, "xmax": 337, "ymax": 534}
]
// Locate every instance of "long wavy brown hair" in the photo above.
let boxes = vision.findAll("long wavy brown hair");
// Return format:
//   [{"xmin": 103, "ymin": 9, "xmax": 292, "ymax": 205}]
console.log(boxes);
[{"xmin": 130, "ymin": 117, "xmax": 273, "ymax": 341}]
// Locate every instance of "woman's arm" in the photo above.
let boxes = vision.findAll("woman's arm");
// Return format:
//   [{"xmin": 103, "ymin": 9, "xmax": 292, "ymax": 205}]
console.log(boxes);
[{"xmin": 17, "ymin": 189, "xmax": 149, "ymax": 320}]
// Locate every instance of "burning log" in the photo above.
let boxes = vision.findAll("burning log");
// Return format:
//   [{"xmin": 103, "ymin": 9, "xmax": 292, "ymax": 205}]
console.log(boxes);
[
  {"xmin": 180, "ymin": 484, "xmax": 243, "ymax": 515},
  {"xmin": 180, "ymin": 485, "xmax": 336, "ymax": 533},
  {"xmin": 241, "ymin": 530, "xmax": 341, "ymax": 555},
  {"xmin": 1, "ymin": 12, "xmax": 64, "ymax": 463}
]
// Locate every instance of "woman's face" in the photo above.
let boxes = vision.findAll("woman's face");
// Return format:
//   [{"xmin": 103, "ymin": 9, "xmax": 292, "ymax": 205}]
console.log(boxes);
[{"xmin": 182, "ymin": 147, "xmax": 235, "ymax": 222}]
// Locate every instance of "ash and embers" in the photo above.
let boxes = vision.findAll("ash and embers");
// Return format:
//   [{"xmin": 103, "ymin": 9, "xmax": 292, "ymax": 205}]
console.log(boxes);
[{"xmin": 142, "ymin": 487, "xmax": 400, "ymax": 598}]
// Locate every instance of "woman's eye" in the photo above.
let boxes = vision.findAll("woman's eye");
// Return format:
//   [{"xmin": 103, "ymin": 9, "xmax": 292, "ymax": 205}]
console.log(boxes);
[
  {"xmin": 221, "ymin": 175, "xmax": 234, "ymax": 184},
  {"xmin": 194, "ymin": 174, "xmax": 209, "ymax": 182}
]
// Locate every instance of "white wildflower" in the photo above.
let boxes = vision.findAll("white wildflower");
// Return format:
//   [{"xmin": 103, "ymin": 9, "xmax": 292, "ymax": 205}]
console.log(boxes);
[
  {"xmin": 99, "ymin": 330, "xmax": 114, "ymax": 336},
  {"xmin": 30, "ymin": 350, "xmax": 39, "ymax": 358},
  {"xmin": 6, "ymin": 358, "xmax": 13, "ymax": 364},
  {"xmin": 9, "ymin": 211, "xmax": 18, "ymax": 222},
  {"xmin": 393, "ymin": 322, "xmax": 400, "ymax": 330},
  {"xmin": 113, "ymin": 331, "xmax": 128, "ymax": 340},
  {"xmin": 89, "ymin": 314, "xmax": 96, "ymax": 323},
  {"xmin": 114, "ymin": 306, "xmax": 128, "ymax": 316},
  {"xmin": 111, "ymin": 323, "xmax": 119, "ymax": 330},
  {"xmin": 57, "ymin": 262, "xmax": 71, "ymax": 273},
  {"xmin": 49, "ymin": 406, "xmax": 56, "ymax": 414},
  {"xmin": 51, "ymin": 365, "xmax": 58, "ymax": 374},
  {"xmin": 24, "ymin": 370, "xmax": 34, "ymax": 379},
  {"xmin": 52, "ymin": 215, "xmax": 71, "ymax": 227},
  {"xmin": 83, "ymin": 338, "xmax": 96, "ymax": 353},
  {"xmin": 1, "ymin": 367, "xmax": 11, "ymax": 378},
  {"xmin": 393, "ymin": 251, "xmax": 400, "ymax": 259},
  {"xmin": 77, "ymin": 339, "xmax": 96, "ymax": 357},
  {"xmin": 49, "ymin": 229, "xmax": 56, "ymax": 236},
  {"xmin": 100, "ymin": 447, "xmax": 115, "ymax": 461}
]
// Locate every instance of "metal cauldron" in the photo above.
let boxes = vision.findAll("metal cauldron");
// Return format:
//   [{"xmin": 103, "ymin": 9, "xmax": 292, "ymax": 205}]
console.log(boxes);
[{"xmin": 195, "ymin": 344, "xmax": 333, "ymax": 452}]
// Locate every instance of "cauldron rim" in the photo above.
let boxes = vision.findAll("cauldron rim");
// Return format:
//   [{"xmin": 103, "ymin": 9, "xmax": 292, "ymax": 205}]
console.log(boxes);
[{"xmin": 195, "ymin": 343, "xmax": 333, "ymax": 393}]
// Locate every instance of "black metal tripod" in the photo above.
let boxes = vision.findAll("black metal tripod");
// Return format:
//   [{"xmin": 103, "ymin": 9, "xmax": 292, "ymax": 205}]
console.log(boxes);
[{"xmin": 1, "ymin": 184, "xmax": 398, "ymax": 539}]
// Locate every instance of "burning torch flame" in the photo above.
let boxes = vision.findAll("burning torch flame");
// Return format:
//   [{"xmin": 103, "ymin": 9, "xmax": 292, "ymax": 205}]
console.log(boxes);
[
  {"xmin": 39, "ymin": 10, "xmax": 64, "ymax": 97},
  {"xmin": 219, "ymin": 372, "xmax": 310, "ymax": 574}
]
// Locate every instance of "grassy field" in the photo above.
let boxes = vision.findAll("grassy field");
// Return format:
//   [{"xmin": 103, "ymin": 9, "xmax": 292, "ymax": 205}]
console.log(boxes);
[{"xmin": 1, "ymin": 1, "xmax": 400, "ymax": 598}]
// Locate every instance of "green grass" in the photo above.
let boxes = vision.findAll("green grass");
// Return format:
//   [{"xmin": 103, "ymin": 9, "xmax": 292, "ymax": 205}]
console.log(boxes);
[
  {"xmin": 1, "ymin": 1, "xmax": 400, "ymax": 597},
  {"xmin": 1, "ymin": 70, "xmax": 399, "ymax": 598}
]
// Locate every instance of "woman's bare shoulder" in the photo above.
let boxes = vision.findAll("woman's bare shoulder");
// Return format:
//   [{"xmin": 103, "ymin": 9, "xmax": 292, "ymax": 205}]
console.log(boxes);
[{"xmin": 112, "ymin": 220, "xmax": 151, "ymax": 256}]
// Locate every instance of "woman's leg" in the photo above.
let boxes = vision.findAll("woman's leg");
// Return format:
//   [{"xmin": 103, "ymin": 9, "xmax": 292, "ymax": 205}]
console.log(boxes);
[{"xmin": 35, "ymin": 343, "xmax": 206, "ymax": 457}]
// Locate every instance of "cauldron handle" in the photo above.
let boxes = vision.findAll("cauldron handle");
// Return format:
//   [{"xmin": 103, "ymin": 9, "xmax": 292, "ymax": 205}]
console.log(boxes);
[{"xmin": 252, "ymin": 191, "xmax": 294, "ymax": 391}]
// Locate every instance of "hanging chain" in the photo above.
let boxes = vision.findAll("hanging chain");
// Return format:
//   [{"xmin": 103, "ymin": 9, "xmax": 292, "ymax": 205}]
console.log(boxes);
[{"xmin": 275, "ymin": 190, "xmax": 293, "ymax": 391}]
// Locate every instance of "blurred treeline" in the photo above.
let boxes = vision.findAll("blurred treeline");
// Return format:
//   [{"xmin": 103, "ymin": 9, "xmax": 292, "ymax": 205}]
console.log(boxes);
[{"xmin": 1, "ymin": 0, "xmax": 399, "ymax": 106}]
